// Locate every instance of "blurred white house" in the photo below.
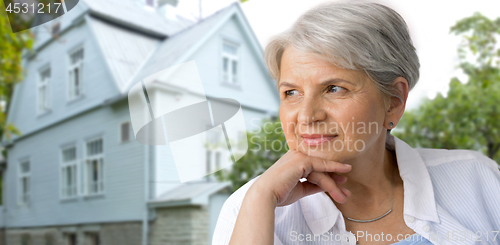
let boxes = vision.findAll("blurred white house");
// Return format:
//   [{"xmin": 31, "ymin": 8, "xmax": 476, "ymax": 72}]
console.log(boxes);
[{"xmin": 0, "ymin": 0, "xmax": 279, "ymax": 244}]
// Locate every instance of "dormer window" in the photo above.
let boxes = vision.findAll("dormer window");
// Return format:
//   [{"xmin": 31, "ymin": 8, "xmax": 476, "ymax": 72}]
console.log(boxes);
[{"xmin": 221, "ymin": 40, "xmax": 240, "ymax": 85}]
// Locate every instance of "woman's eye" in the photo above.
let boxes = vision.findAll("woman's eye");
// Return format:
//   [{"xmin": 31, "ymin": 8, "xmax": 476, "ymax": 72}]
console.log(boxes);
[
  {"xmin": 284, "ymin": 90, "xmax": 299, "ymax": 97},
  {"xmin": 327, "ymin": 85, "xmax": 345, "ymax": 93}
]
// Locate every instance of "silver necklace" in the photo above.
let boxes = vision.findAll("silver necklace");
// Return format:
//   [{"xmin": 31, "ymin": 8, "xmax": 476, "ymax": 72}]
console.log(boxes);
[{"xmin": 344, "ymin": 164, "xmax": 395, "ymax": 223}]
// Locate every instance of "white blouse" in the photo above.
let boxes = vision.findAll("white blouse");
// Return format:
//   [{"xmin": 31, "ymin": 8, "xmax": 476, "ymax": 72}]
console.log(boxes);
[{"xmin": 212, "ymin": 134, "xmax": 500, "ymax": 245}]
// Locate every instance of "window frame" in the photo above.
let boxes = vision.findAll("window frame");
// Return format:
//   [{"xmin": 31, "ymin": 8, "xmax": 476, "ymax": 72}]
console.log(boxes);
[
  {"xmin": 83, "ymin": 136, "xmax": 105, "ymax": 196},
  {"xmin": 220, "ymin": 39, "xmax": 241, "ymax": 87},
  {"xmin": 206, "ymin": 149, "xmax": 212, "ymax": 174},
  {"xmin": 205, "ymin": 148, "xmax": 225, "ymax": 180},
  {"xmin": 60, "ymin": 144, "xmax": 79, "ymax": 200},
  {"xmin": 51, "ymin": 19, "xmax": 61, "ymax": 36},
  {"xmin": 37, "ymin": 64, "xmax": 51, "ymax": 115},
  {"xmin": 119, "ymin": 121, "xmax": 132, "ymax": 143},
  {"xmin": 204, "ymin": 124, "xmax": 227, "ymax": 180},
  {"xmin": 65, "ymin": 233, "xmax": 77, "ymax": 245},
  {"xmin": 144, "ymin": 0, "xmax": 155, "ymax": 7},
  {"xmin": 85, "ymin": 232, "xmax": 101, "ymax": 245},
  {"xmin": 67, "ymin": 45, "xmax": 84, "ymax": 102},
  {"xmin": 21, "ymin": 233, "xmax": 32, "ymax": 245},
  {"xmin": 18, "ymin": 158, "xmax": 31, "ymax": 206}
]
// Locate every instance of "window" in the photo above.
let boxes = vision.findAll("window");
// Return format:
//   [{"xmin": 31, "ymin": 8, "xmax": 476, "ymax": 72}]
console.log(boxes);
[
  {"xmin": 206, "ymin": 150, "xmax": 212, "ymax": 174},
  {"xmin": 66, "ymin": 233, "xmax": 77, "ymax": 245},
  {"xmin": 85, "ymin": 233, "xmax": 100, "ymax": 245},
  {"xmin": 221, "ymin": 40, "xmax": 239, "ymax": 85},
  {"xmin": 120, "ymin": 122, "xmax": 131, "ymax": 143},
  {"xmin": 215, "ymin": 151, "xmax": 221, "ymax": 170},
  {"xmin": 84, "ymin": 138, "xmax": 104, "ymax": 195},
  {"xmin": 68, "ymin": 47, "xmax": 84, "ymax": 101},
  {"xmin": 37, "ymin": 66, "xmax": 50, "ymax": 114},
  {"xmin": 205, "ymin": 125, "xmax": 229, "ymax": 180},
  {"xmin": 51, "ymin": 21, "xmax": 61, "ymax": 36},
  {"xmin": 205, "ymin": 149, "xmax": 223, "ymax": 180},
  {"xmin": 45, "ymin": 233, "xmax": 55, "ymax": 245},
  {"xmin": 207, "ymin": 129, "xmax": 221, "ymax": 146},
  {"xmin": 21, "ymin": 234, "xmax": 31, "ymax": 245},
  {"xmin": 0, "ymin": 170, "xmax": 3, "ymax": 205},
  {"xmin": 18, "ymin": 160, "xmax": 30, "ymax": 205},
  {"xmin": 61, "ymin": 146, "xmax": 78, "ymax": 198}
]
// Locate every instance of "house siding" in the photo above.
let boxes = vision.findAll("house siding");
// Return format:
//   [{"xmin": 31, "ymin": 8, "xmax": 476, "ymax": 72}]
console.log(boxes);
[
  {"xmin": 1, "ymin": 3, "xmax": 279, "ymax": 245},
  {"xmin": 4, "ymin": 101, "xmax": 145, "ymax": 227},
  {"xmin": 152, "ymin": 14, "xmax": 277, "ymax": 198},
  {"xmin": 194, "ymin": 15, "xmax": 280, "ymax": 114},
  {"xmin": 5, "ymin": 16, "xmax": 120, "ymax": 144}
]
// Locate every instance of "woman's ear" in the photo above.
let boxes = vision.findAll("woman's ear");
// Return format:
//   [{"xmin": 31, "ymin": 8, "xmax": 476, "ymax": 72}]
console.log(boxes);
[{"xmin": 385, "ymin": 77, "xmax": 409, "ymax": 129}]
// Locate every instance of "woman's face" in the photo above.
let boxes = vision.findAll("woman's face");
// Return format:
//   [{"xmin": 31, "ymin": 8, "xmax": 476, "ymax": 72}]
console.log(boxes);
[{"xmin": 278, "ymin": 46, "xmax": 389, "ymax": 162}]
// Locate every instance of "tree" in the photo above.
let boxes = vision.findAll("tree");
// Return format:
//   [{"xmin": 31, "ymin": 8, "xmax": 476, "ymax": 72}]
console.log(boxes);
[
  {"xmin": 0, "ymin": 0, "xmax": 35, "ymax": 205},
  {"xmin": 0, "ymin": 0, "xmax": 33, "ymax": 142},
  {"xmin": 214, "ymin": 117, "xmax": 288, "ymax": 191},
  {"xmin": 394, "ymin": 12, "xmax": 500, "ymax": 165}
]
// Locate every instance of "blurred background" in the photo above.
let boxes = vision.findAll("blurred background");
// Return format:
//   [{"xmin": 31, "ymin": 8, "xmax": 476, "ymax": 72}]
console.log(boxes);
[{"xmin": 0, "ymin": 0, "xmax": 499, "ymax": 244}]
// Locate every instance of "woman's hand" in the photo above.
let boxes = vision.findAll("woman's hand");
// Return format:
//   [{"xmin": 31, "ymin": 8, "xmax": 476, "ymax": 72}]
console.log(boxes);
[
  {"xmin": 252, "ymin": 148, "xmax": 352, "ymax": 207},
  {"xmin": 228, "ymin": 149, "xmax": 351, "ymax": 245}
]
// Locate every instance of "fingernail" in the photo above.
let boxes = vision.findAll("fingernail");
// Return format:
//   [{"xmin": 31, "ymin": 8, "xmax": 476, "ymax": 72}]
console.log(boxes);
[{"xmin": 344, "ymin": 164, "xmax": 352, "ymax": 168}]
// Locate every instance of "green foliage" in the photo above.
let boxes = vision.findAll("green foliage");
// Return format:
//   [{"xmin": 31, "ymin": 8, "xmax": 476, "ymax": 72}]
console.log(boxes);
[
  {"xmin": 214, "ymin": 117, "xmax": 288, "ymax": 191},
  {"xmin": 0, "ymin": 0, "xmax": 32, "ymax": 142},
  {"xmin": 394, "ymin": 12, "xmax": 500, "ymax": 165}
]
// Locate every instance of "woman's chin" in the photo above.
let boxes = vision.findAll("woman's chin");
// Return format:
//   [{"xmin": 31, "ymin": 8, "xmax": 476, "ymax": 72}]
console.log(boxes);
[{"xmin": 297, "ymin": 147, "xmax": 347, "ymax": 162}]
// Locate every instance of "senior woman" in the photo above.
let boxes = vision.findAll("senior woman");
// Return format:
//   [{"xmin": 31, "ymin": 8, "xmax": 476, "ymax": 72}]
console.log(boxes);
[{"xmin": 213, "ymin": 2, "xmax": 500, "ymax": 245}]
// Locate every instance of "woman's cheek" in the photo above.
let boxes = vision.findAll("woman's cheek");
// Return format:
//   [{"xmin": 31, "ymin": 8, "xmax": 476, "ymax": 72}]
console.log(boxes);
[
  {"xmin": 286, "ymin": 128, "xmax": 299, "ymax": 150},
  {"xmin": 280, "ymin": 109, "xmax": 297, "ymax": 149}
]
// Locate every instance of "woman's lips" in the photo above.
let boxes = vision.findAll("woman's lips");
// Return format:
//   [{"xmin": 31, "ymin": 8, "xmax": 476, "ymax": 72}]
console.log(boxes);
[{"xmin": 300, "ymin": 134, "xmax": 338, "ymax": 146}]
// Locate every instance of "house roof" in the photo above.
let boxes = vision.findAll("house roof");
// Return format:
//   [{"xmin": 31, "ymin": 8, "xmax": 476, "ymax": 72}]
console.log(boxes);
[
  {"xmin": 95, "ymin": 1, "xmax": 278, "ymax": 111},
  {"xmin": 82, "ymin": 0, "xmax": 194, "ymax": 37},
  {"xmin": 122, "ymin": 2, "xmax": 235, "ymax": 93},
  {"xmin": 87, "ymin": 2, "xmax": 251, "ymax": 96},
  {"xmin": 2, "ymin": 1, "xmax": 278, "ymax": 146},
  {"xmin": 87, "ymin": 16, "xmax": 162, "ymax": 92},
  {"xmin": 148, "ymin": 181, "xmax": 232, "ymax": 208}
]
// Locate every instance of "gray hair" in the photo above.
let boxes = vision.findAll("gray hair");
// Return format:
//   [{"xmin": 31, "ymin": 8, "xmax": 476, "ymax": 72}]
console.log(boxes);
[{"xmin": 264, "ymin": 1, "xmax": 419, "ymax": 111}]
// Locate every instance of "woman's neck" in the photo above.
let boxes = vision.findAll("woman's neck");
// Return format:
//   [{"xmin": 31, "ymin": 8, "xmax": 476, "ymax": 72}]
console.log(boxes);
[{"xmin": 331, "ymin": 134, "xmax": 399, "ymax": 215}]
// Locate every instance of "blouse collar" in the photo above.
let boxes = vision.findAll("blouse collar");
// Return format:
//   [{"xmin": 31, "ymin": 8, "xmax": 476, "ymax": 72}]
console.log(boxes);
[{"xmin": 299, "ymin": 133, "xmax": 441, "ymax": 235}]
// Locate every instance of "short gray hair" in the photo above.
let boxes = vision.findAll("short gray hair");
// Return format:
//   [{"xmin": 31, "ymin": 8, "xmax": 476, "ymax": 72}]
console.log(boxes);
[{"xmin": 264, "ymin": 1, "xmax": 419, "ymax": 110}]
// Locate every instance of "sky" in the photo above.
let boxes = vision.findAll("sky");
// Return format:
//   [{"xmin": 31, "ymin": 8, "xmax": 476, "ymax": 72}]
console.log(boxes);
[{"xmin": 171, "ymin": 0, "xmax": 500, "ymax": 110}]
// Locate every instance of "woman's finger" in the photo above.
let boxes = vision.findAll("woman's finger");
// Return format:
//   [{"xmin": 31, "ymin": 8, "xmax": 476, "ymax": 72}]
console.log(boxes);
[
  {"xmin": 299, "ymin": 181, "xmax": 325, "ymax": 197},
  {"xmin": 329, "ymin": 172, "xmax": 348, "ymax": 184},
  {"xmin": 299, "ymin": 157, "xmax": 352, "ymax": 179},
  {"xmin": 305, "ymin": 171, "xmax": 348, "ymax": 203}
]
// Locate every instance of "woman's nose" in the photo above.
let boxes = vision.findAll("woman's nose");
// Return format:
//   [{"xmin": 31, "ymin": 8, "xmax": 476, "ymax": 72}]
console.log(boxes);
[{"xmin": 297, "ymin": 95, "xmax": 327, "ymax": 125}]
